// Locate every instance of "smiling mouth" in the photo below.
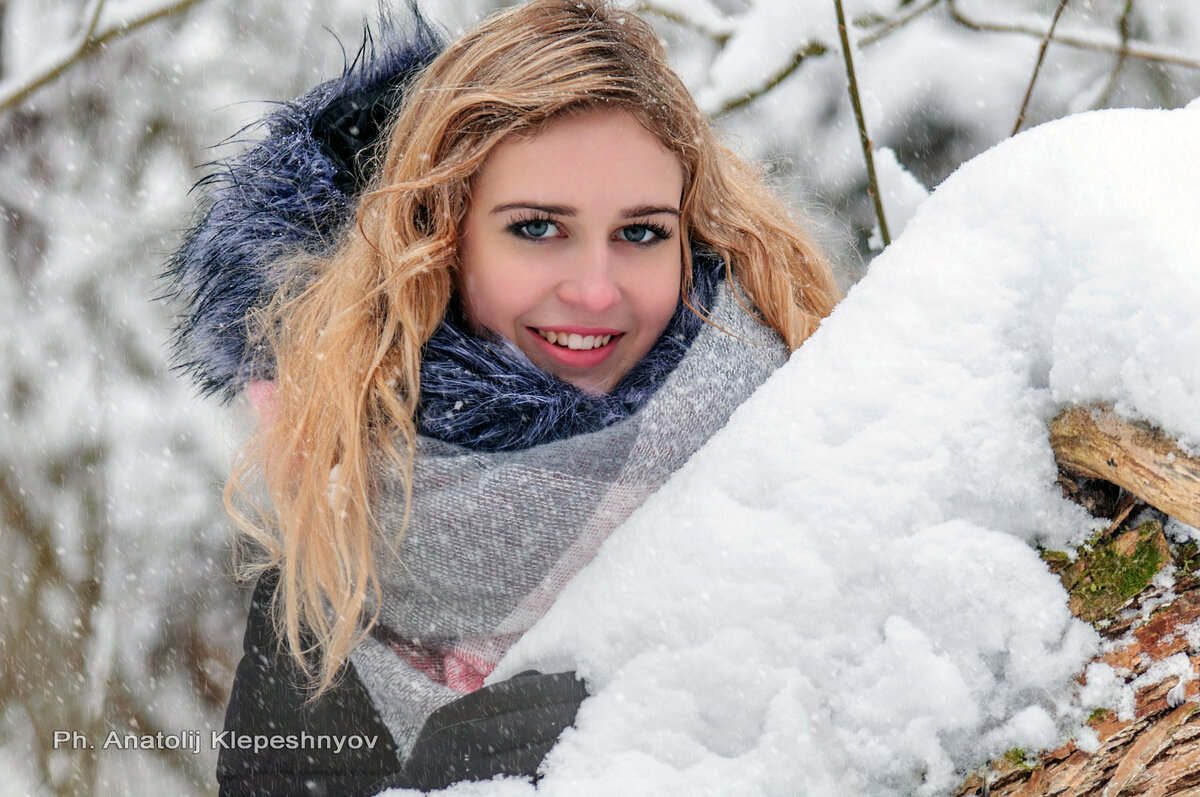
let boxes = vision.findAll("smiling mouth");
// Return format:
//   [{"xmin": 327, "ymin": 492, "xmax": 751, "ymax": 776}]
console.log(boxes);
[{"xmin": 533, "ymin": 329, "xmax": 615, "ymax": 350}]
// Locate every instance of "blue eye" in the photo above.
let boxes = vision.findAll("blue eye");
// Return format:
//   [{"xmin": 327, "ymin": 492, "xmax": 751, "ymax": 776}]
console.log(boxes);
[
  {"xmin": 510, "ymin": 218, "xmax": 559, "ymax": 239},
  {"xmin": 619, "ymin": 222, "xmax": 671, "ymax": 244}
]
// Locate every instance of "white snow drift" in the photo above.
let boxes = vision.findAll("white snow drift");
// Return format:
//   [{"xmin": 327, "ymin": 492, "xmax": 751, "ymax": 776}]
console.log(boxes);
[{"xmin": 386, "ymin": 106, "xmax": 1200, "ymax": 796}]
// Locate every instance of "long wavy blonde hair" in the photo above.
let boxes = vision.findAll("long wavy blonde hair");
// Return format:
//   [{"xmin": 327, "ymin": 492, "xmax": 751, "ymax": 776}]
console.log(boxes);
[{"xmin": 228, "ymin": 0, "xmax": 842, "ymax": 695}]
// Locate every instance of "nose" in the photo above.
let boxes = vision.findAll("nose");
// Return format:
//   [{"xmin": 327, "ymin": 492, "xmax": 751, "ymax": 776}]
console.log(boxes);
[{"xmin": 556, "ymin": 244, "xmax": 621, "ymax": 313}]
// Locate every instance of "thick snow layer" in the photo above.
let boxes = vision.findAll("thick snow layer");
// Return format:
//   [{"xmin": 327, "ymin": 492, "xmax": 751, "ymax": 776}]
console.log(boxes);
[
  {"xmin": 496, "ymin": 118, "xmax": 1200, "ymax": 797},
  {"xmin": 404, "ymin": 108, "xmax": 1200, "ymax": 797},
  {"xmin": 389, "ymin": 106, "xmax": 1200, "ymax": 796}
]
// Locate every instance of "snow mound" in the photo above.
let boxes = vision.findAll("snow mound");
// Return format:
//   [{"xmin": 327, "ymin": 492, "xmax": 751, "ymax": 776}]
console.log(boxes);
[{"xmin": 396, "ymin": 107, "xmax": 1200, "ymax": 795}]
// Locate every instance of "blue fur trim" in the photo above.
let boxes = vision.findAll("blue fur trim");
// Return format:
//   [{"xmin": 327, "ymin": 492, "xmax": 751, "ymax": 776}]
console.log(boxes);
[
  {"xmin": 163, "ymin": 8, "xmax": 724, "ymax": 449},
  {"xmin": 418, "ymin": 251, "xmax": 726, "ymax": 452},
  {"xmin": 162, "ymin": 13, "xmax": 443, "ymax": 400}
]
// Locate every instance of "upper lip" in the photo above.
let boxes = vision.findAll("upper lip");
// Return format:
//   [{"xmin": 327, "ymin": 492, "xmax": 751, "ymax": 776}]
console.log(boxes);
[{"xmin": 529, "ymin": 325, "xmax": 623, "ymax": 336}]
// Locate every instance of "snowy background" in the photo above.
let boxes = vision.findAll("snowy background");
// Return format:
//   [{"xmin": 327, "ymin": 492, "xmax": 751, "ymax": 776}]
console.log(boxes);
[{"xmin": 1, "ymin": 1, "xmax": 1199, "ymax": 795}]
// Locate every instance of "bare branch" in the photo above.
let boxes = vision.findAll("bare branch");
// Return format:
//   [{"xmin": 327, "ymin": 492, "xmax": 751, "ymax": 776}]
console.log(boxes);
[
  {"xmin": 655, "ymin": 0, "xmax": 939, "ymax": 118},
  {"xmin": 859, "ymin": 0, "xmax": 943, "ymax": 47},
  {"xmin": 1012, "ymin": 0, "xmax": 1071, "ymax": 136},
  {"xmin": 0, "ymin": 0, "xmax": 207, "ymax": 115},
  {"xmin": 82, "ymin": 0, "xmax": 108, "ymax": 42},
  {"xmin": 835, "ymin": 0, "xmax": 890, "ymax": 248},
  {"xmin": 631, "ymin": 1, "xmax": 734, "ymax": 44},
  {"xmin": 640, "ymin": 0, "xmax": 942, "ymax": 50},
  {"xmin": 1094, "ymin": 0, "xmax": 1135, "ymax": 110},
  {"xmin": 948, "ymin": 0, "xmax": 1200, "ymax": 71},
  {"xmin": 633, "ymin": 0, "xmax": 823, "ymax": 116}
]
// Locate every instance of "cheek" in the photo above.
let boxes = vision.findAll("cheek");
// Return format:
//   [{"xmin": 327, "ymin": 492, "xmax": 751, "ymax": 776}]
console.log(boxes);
[
  {"xmin": 459, "ymin": 269, "xmax": 505, "ymax": 333},
  {"xmin": 458, "ymin": 235, "xmax": 505, "ymax": 333},
  {"xmin": 640, "ymin": 256, "xmax": 684, "ymax": 334},
  {"xmin": 458, "ymin": 256, "xmax": 538, "ymax": 336}
]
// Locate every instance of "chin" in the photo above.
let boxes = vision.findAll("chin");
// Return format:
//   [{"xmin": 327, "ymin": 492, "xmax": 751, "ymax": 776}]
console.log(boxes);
[{"xmin": 565, "ymin": 375, "xmax": 614, "ymax": 395}]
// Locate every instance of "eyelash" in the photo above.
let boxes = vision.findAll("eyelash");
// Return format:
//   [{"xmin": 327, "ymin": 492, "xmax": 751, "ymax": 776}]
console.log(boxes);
[
  {"xmin": 505, "ymin": 214, "xmax": 673, "ymax": 245},
  {"xmin": 623, "ymin": 220, "xmax": 673, "ymax": 243},
  {"xmin": 505, "ymin": 214, "xmax": 559, "ymax": 241}
]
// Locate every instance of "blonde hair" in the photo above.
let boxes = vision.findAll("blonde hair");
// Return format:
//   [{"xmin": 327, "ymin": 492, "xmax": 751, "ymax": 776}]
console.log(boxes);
[{"xmin": 228, "ymin": 0, "xmax": 842, "ymax": 694}]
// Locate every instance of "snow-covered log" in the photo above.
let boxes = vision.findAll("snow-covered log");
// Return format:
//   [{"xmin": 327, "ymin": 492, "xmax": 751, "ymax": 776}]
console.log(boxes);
[{"xmin": 418, "ymin": 105, "xmax": 1200, "ymax": 796}]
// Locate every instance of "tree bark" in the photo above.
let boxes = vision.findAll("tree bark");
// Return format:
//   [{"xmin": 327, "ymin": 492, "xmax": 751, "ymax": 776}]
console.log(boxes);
[{"xmin": 957, "ymin": 577, "xmax": 1200, "ymax": 796}]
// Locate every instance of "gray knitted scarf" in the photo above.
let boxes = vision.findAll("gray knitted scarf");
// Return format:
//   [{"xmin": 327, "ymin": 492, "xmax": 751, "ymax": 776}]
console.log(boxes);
[{"xmin": 350, "ymin": 276, "xmax": 788, "ymax": 758}]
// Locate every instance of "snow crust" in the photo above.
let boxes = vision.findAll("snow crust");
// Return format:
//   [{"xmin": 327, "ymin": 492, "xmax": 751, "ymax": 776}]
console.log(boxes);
[{"xmin": 388, "ymin": 106, "xmax": 1200, "ymax": 795}]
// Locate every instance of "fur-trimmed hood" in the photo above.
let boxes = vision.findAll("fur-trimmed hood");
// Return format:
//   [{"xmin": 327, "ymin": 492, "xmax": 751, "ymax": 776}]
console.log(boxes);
[
  {"xmin": 161, "ymin": 10, "xmax": 730, "ymax": 455},
  {"xmin": 162, "ymin": 14, "xmax": 443, "ymax": 400}
]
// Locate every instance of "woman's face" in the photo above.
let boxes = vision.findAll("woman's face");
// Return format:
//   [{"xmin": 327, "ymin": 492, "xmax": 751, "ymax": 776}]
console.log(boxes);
[{"xmin": 457, "ymin": 110, "xmax": 684, "ymax": 394}]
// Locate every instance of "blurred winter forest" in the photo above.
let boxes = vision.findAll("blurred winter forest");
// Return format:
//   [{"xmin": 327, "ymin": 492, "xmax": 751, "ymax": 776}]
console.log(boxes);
[{"xmin": 0, "ymin": 0, "xmax": 1197, "ymax": 794}]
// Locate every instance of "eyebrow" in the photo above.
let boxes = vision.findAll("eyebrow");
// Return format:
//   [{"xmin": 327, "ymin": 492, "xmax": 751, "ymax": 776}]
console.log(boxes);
[{"xmin": 490, "ymin": 202, "xmax": 680, "ymax": 218}]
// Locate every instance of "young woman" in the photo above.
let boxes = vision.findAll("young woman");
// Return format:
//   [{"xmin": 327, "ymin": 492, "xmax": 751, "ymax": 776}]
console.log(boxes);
[{"xmin": 168, "ymin": 1, "xmax": 840, "ymax": 793}]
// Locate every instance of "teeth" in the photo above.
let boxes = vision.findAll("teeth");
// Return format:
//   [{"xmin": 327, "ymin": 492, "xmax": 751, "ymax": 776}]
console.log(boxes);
[{"xmin": 536, "ymin": 329, "xmax": 613, "ymax": 350}]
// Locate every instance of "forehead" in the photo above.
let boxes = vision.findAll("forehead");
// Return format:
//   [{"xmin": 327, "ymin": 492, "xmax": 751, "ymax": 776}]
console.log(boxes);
[{"xmin": 471, "ymin": 110, "xmax": 683, "ymax": 206}]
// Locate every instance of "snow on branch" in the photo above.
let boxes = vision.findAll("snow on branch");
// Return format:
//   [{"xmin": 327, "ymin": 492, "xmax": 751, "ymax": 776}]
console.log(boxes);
[
  {"xmin": 0, "ymin": 0, "xmax": 206, "ymax": 114},
  {"xmin": 641, "ymin": 0, "xmax": 940, "ymax": 117},
  {"xmin": 948, "ymin": 0, "xmax": 1200, "ymax": 71},
  {"xmin": 712, "ymin": 41, "xmax": 828, "ymax": 116},
  {"xmin": 631, "ymin": 0, "xmax": 735, "ymax": 43}
]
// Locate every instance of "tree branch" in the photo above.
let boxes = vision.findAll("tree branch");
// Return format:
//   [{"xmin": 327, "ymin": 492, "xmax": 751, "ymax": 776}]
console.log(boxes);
[
  {"xmin": 835, "ymin": 0, "xmax": 890, "ymax": 248},
  {"xmin": 859, "ymin": 0, "xmax": 943, "ymax": 47},
  {"xmin": 948, "ymin": 0, "xmax": 1200, "ymax": 71},
  {"xmin": 0, "ymin": 466, "xmax": 66, "ymax": 589},
  {"xmin": 1093, "ymin": 0, "xmax": 1135, "ymax": 110},
  {"xmin": 1050, "ymin": 405, "xmax": 1200, "ymax": 530},
  {"xmin": 645, "ymin": 0, "xmax": 939, "ymax": 118},
  {"xmin": 0, "ymin": 0, "xmax": 206, "ymax": 115},
  {"xmin": 82, "ymin": 0, "xmax": 108, "ymax": 42},
  {"xmin": 631, "ymin": 1, "xmax": 734, "ymax": 44},
  {"xmin": 713, "ymin": 41, "xmax": 828, "ymax": 116},
  {"xmin": 1012, "ymin": 0, "xmax": 1071, "ymax": 136}
]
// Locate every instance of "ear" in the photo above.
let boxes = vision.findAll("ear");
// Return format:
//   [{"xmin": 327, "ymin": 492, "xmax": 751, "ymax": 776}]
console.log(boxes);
[{"xmin": 246, "ymin": 380, "xmax": 279, "ymax": 424}]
